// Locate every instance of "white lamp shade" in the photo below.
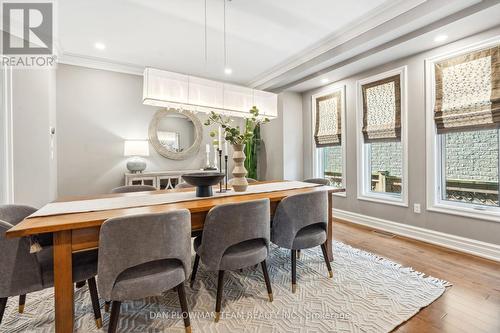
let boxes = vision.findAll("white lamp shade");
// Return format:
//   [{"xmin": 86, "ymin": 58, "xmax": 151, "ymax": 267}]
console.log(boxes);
[{"xmin": 124, "ymin": 140, "xmax": 150, "ymax": 157}]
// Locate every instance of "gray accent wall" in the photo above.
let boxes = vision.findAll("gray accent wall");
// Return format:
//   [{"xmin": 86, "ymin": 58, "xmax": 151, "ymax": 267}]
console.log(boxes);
[
  {"xmin": 302, "ymin": 28, "xmax": 500, "ymax": 245},
  {"xmin": 56, "ymin": 65, "xmax": 238, "ymax": 197}
]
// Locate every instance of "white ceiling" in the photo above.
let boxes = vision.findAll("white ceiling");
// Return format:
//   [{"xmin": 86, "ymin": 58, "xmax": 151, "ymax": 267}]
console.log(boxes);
[
  {"xmin": 57, "ymin": 0, "xmax": 500, "ymax": 92},
  {"xmin": 287, "ymin": 3, "xmax": 500, "ymax": 92},
  {"xmin": 58, "ymin": 0, "xmax": 396, "ymax": 83}
]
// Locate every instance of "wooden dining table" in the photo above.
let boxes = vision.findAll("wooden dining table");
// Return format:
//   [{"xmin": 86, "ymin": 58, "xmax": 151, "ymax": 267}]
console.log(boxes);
[{"xmin": 6, "ymin": 181, "xmax": 344, "ymax": 333}]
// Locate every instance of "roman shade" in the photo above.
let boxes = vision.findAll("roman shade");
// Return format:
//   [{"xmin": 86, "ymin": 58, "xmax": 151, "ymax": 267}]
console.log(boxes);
[
  {"xmin": 361, "ymin": 75, "xmax": 401, "ymax": 142},
  {"xmin": 314, "ymin": 91, "xmax": 342, "ymax": 147},
  {"xmin": 434, "ymin": 45, "xmax": 500, "ymax": 133}
]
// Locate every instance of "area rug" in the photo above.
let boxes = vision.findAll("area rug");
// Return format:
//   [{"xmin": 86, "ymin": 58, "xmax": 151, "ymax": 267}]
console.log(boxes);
[{"xmin": 0, "ymin": 242, "xmax": 450, "ymax": 333}]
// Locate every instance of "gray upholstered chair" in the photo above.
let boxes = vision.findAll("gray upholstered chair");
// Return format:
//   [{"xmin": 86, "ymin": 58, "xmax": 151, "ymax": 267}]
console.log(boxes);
[
  {"xmin": 97, "ymin": 210, "xmax": 192, "ymax": 333},
  {"xmin": 110, "ymin": 184, "xmax": 157, "ymax": 193},
  {"xmin": 0, "ymin": 205, "xmax": 102, "ymax": 328},
  {"xmin": 271, "ymin": 191, "xmax": 332, "ymax": 293},
  {"xmin": 190, "ymin": 199, "xmax": 272, "ymax": 322},
  {"xmin": 303, "ymin": 178, "xmax": 330, "ymax": 185},
  {"xmin": 175, "ymin": 182, "xmax": 195, "ymax": 189}
]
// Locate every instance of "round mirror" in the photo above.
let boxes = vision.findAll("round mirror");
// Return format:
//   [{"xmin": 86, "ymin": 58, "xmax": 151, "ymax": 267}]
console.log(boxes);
[{"xmin": 149, "ymin": 108, "xmax": 203, "ymax": 160}]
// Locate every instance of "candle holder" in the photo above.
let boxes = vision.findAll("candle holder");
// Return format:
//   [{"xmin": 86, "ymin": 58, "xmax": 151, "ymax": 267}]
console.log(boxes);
[
  {"xmin": 217, "ymin": 149, "xmax": 226, "ymax": 193},
  {"xmin": 203, "ymin": 149, "xmax": 217, "ymax": 170},
  {"xmin": 213, "ymin": 146, "xmax": 219, "ymax": 170},
  {"xmin": 224, "ymin": 155, "xmax": 229, "ymax": 191}
]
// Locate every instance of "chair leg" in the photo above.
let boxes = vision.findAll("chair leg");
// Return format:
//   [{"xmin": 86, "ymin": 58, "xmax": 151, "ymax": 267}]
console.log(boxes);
[
  {"xmin": 291, "ymin": 249, "xmax": 297, "ymax": 293},
  {"xmin": 297, "ymin": 250, "xmax": 301, "ymax": 259},
  {"xmin": 87, "ymin": 277, "xmax": 103, "ymax": 328},
  {"xmin": 108, "ymin": 301, "xmax": 121, "ymax": 333},
  {"xmin": 214, "ymin": 270, "xmax": 225, "ymax": 323},
  {"xmin": 75, "ymin": 281, "xmax": 86, "ymax": 289},
  {"xmin": 320, "ymin": 242, "xmax": 333, "ymax": 278},
  {"xmin": 104, "ymin": 301, "xmax": 111, "ymax": 313},
  {"xmin": 190, "ymin": 254, "xmax": 200, "ymax": 288},
  {"xmin": 18, "ymin": 294, "xmax": 26, "ymax": 313},
  {"xmin": 176, "ymin": 283, "xmax": 191, "ymax": 333},
  {"xmin": 0, "ymin": 297, "xmax": 7, "ymax": 324},
  {"xmin": 260, "ymin": 260, "xmax": 273, "ymax": 302}
]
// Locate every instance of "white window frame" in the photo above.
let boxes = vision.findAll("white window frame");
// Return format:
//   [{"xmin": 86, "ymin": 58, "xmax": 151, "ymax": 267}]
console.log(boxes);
[
  {"xmin": 0, "ymin": 66, "xmax": 14, "ymax": 204},
  {"xmin": 356, "ymin": 66, "xmax": 408, "ymax": 207},
  {"xmin": 311, "ymin": 84, "xmax": 346, "ymax": 197},
  {"xmin": 425, "ymin": 36, "xmax": 500, "ymax": 222}
]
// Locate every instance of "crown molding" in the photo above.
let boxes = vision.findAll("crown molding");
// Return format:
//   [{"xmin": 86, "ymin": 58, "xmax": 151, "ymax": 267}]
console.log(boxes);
[
  {"xmin": 249, "ymin": 0, "xmax": 500, "ymax": 92},
  {"xmin": 246, "ymin": 0, "xmax": 425, "ymax": 89},
  {"xmin": 58, "ymin": 52, "xmax": 144, "ymax": 76}
]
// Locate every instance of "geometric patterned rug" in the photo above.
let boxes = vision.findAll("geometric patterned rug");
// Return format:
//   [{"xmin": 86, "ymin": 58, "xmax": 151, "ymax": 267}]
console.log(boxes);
[{"xmin": 0, "ymin": 242, "xmax": 451, "ymax": 333}]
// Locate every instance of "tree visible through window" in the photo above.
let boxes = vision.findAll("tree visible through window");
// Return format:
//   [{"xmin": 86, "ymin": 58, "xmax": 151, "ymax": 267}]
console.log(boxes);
[{"xmin": 442, "ymin": 129, "xmax": 500, "ymax": 207}]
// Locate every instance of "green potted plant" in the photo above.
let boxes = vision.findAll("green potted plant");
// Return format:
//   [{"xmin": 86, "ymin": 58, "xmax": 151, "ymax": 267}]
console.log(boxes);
[{"xmin": 204, "ymin": 107, "xmax": 269, "ymax": 191}]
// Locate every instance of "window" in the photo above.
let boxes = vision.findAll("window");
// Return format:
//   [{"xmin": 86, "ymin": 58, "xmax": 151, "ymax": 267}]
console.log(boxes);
[
  {"xmin": 441, "ymin": 129, "xmax": 499, "ymax": 208},
  {"xmin": 368, "ymin": 141, "xmax": 402, "ymax": 196},
  {"xmin": 312, "ymin": 85, "xmax": 346, "ymax": 193},
  {"xmin": 426, "ymin": 38, "xmax": 500, "ymax": 221},
  {"xmin": 357, "ymin": 67, "xmax": 408, "ymax": 206},
  {"xmin": 319, "ymin": 145, "xmax": 344, "ymax": 188}
]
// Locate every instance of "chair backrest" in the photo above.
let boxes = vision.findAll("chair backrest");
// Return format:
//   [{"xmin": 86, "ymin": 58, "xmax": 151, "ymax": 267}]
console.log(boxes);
[
  {"xmin": 175, "ymin": 182, "xmax": 194, "ymax": 189},
  {"xmin": 97, "ymin": 210, "xmax": 191, "ymax": 300},
  {"xmin": 303, "ymin": 178, "xmax": 330, "ymax": 186},
  {"xmin": 0, "ymin": 205, "xmax": 43, "ymax": 297},
  {"xmin": 271, "ymin": 191, "xmax": 328, "ymax": 249},
  {"xmin": 110, "ymin": 185, "xmax": 157, "ymax": 193},
  {"xmin": 0, "ymin": 204, "xmax": 37, "ymax": 225},
  {"xmin": 198, "ymin": 199, "xmax": 270, "ymax": 271}
]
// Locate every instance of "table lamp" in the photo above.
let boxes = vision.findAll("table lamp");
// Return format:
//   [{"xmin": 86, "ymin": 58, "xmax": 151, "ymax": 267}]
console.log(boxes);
[{"xmin": 124, "ymin": 140, "xmax": 149, "ymax": 173}]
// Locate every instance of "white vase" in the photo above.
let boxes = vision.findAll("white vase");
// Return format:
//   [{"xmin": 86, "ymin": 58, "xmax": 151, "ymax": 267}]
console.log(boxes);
[{"xmin": 231, "ymin": 144, "xmax": 248, "ymax": 192}]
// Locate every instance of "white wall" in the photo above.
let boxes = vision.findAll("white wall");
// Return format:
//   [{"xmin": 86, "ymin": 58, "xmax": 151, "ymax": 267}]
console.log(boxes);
[
  {"xmin": 260, "ymin": 91, "xmax": 303, "ymax": 181},
  {"xmin": 56, "ymin": 64, "xmax": 240, "ymax": 197},
  {"xmin": 301, "ymin": 27, "xmax": 500, "ymax": 245},
  {"xmin": 0, "ymin": 67, "xmax": 10, "ymax": 204},
  {"xmin": 282, "ymin": 92, "xmax": 303, "ymax": 180},
  {"xmin": 260, "ymin": 94, "xmax": 284, "ymax": 180},
  {"xmin": 11, "ymin": 68, "xmax": 57, "ymax": 207}
]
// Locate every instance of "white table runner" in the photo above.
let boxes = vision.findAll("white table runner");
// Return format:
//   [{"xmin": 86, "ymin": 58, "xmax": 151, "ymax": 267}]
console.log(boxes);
[{"xmin": 30, "ymin": 181, "xmax": 324, "ymax": 218}]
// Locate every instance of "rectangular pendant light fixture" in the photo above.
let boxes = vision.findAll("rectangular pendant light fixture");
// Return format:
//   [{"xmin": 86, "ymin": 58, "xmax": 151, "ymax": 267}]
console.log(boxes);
[{"xmin": 143, "ymin": 67, "xmax": 278, "ymax": 119}]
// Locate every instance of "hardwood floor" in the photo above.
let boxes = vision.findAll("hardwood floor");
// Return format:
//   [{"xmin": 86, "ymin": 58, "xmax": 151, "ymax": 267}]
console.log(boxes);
[{"xmin": 334, "ymin": 220, "xmax": 500, "ymax": 333}]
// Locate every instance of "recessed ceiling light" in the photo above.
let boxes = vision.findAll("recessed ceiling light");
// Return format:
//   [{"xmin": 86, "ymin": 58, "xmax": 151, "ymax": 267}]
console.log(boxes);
[
  {"xmin": 94, "ymin": 42, "xmax": 106, "ymax": 50},
  {"xmin": 434, "ymin": 34, "xmax": 448, "ymax": 42},
  {"xmin": 224, "ymin": 67, "xmax": 232, "ymax": 75},
  {"xmin": 321, "ymin": 78, "xmax": 329, "ymax": 84}
]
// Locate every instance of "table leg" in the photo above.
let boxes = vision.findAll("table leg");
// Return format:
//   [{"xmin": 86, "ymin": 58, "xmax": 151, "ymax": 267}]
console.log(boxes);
[
  {"xmin": 53, "ymin": 230, "xmax": 74, "ymax": 333},
  {"xmin": 326, "ymin": 193, "xmax": 334, "ymax": 262}
]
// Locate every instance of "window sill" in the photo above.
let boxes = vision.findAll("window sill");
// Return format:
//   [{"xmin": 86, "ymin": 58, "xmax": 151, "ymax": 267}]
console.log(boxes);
[
  {"xmin": 427, "ymin": 203, "xmax": 500, "ymax": 223},
  {"xmin": 357, "ymin": 194, "xmax": 408, "ymax": 207}
]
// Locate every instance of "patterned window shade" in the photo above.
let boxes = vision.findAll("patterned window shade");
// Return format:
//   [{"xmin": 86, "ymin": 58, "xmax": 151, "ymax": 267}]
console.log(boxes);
[
  {"xmin": 314, "ymin": 91, "xmax": 342, "ymax": 147},
  {"xmin": 434, "ymin": 45, "xmax": 500, "ymax": 133},
  {"xmin": 362, "ymin": 75, "xmax": 401, "ymax": 142}
]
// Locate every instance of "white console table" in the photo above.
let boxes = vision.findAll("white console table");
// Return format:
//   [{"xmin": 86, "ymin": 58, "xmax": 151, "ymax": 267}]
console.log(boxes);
[{"xmin": 125, "ymin": 169, "xmax": 212, "ymax": 190}]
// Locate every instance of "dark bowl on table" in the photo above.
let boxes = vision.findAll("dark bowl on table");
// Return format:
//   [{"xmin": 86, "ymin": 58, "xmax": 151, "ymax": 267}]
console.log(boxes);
[{"xmin": 182, "ymin": 172, "xmax": 225, "ymax": 197}]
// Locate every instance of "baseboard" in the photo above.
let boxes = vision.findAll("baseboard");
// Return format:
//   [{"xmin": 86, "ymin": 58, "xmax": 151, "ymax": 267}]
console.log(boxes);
[{"xmin": 333, "ymin": 208, "xmax": 500, "ymax": 262}]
